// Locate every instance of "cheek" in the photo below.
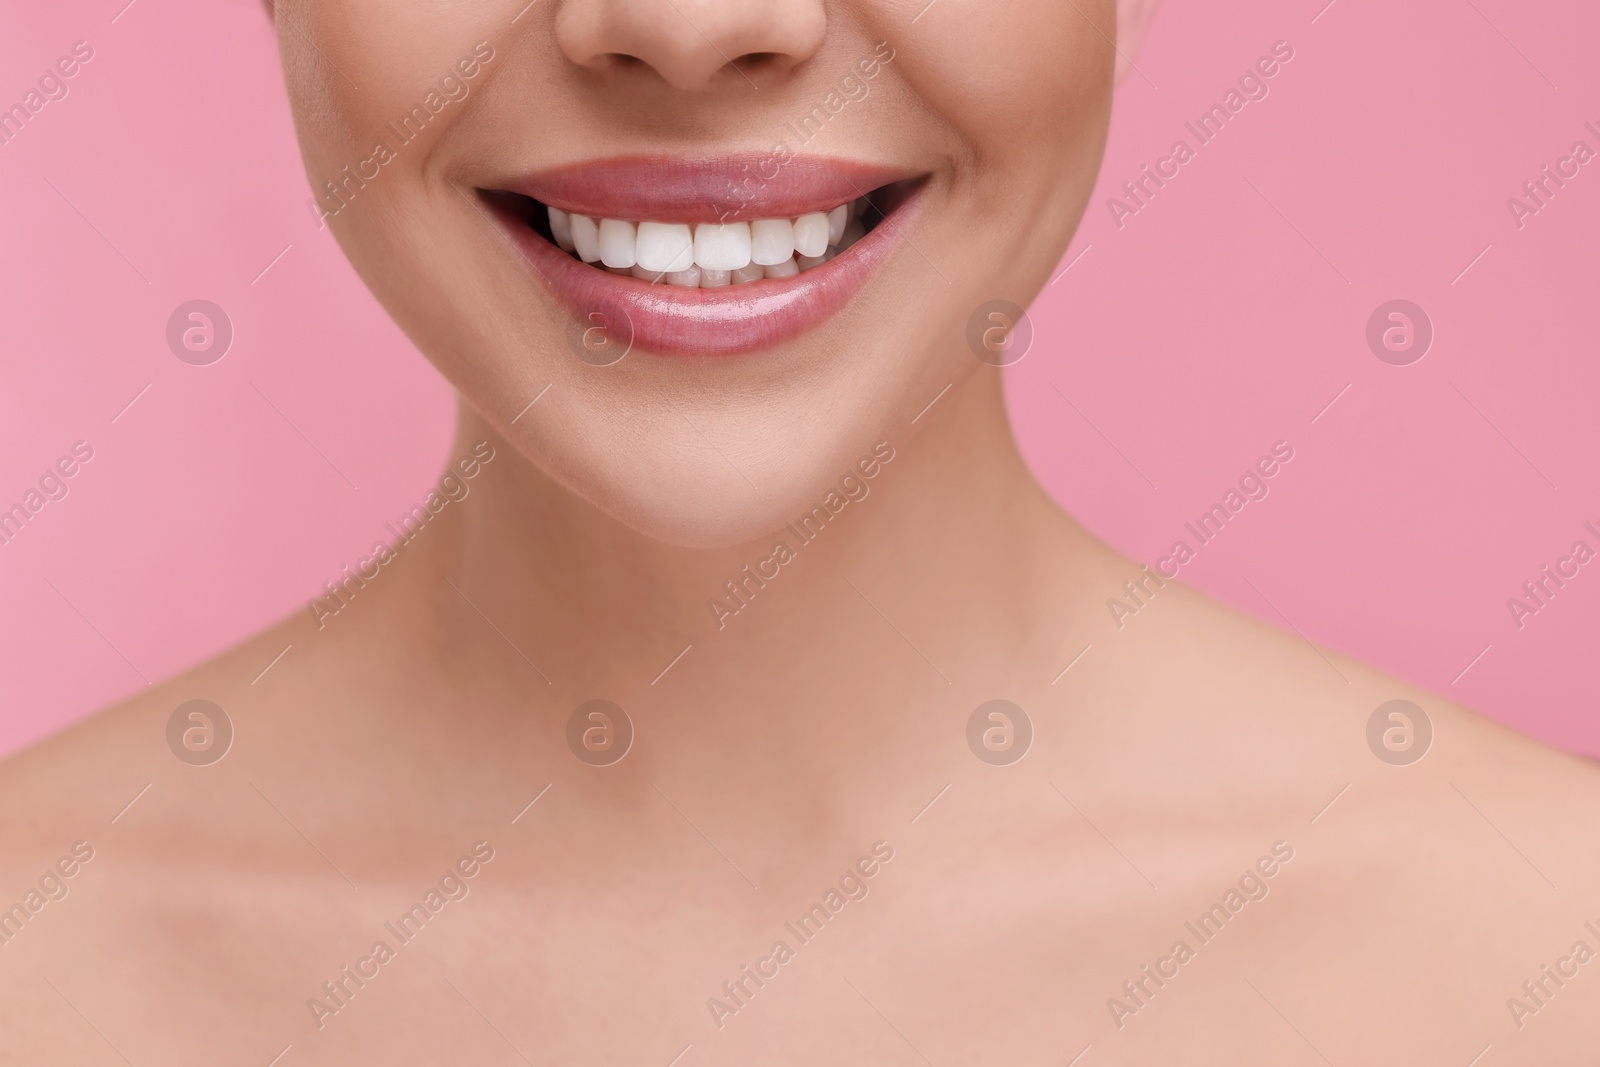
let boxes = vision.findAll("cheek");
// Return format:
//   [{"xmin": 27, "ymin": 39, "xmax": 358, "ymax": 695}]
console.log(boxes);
[
  {"xmin": 879, "ymin": 2, "xmax": 1113, "ymax": 259},
  {"xmin": 888, "ymin": 2, "xmax": 1112, "ymax": 155},
  {"xmin": 283, "ymin": 14, "xmax": 515, "ymax": 376},
  {"xmin": 279, "ymin": 1, "xmax": 494, "ymax": 178}
]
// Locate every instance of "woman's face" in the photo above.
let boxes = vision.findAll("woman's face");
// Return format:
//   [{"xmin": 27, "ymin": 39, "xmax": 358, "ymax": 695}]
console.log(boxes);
[{"xmin": 275, "ymin": 0, "xmax": 1117, "ymax": 546}]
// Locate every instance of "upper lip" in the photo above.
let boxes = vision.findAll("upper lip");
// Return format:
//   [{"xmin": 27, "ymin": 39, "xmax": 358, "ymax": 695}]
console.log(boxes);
[{"xmin": 487, "ymin": 155, "xmax": 915, "ymax": 222}]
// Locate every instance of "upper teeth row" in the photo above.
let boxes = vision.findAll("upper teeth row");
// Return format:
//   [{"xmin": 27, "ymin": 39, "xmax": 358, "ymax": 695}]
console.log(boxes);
[{"xmin": 547, "ymin": 203, "xmax": 865, "ymax": 273}]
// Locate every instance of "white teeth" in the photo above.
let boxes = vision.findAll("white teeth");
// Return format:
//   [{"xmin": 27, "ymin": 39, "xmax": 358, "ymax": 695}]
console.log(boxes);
[
  {"xmin": 636, "ymin": 221, "xmax": 694, "ymax": 273},
  {"xmin": 598, "ymin": 218, "xmax": 637, "ymax": 268},
  {"xmin": 548, "ymin": 207, "xmax": 576, "ymax": 252},
  {"xmin": 694, "ymin": 222, "xmax": 752, "ymax": 271},
  {"xmin": 569, "ymin": 214, "xmax": 601, "ymax": 262},
  {"xmin": 628, "ymin": 263, "xmax": 700, "ymax": 288},
  {"xmin": 792, "ymin": 212, "xmax": 829, "ymax": 258},
  {"xmin": 749, "ymin": 219, "xmax": 795, "ymax": 266},
  {"xmin": 826, "ymin": 205, "xmax": 847, "ymax": 246},
  {"xmin": 555, "ymin": 204, "xmax": 866, "ymax": 280}
]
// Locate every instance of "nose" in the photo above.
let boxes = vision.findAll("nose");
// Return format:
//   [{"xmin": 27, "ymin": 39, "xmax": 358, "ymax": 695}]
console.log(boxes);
[{"xmin": 556, "ymin": 0, "xmax": 826, "ymax": 91}]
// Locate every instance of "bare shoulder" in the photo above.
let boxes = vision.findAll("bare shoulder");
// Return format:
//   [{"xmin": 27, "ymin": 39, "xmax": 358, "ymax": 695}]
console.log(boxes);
[
  {"xmin": 1046, "ymin": 537, "xmax": 1600, "ymax": 890},
  {"xmin": 1070, "ymin": 547, "xmax": 1600, "ymax": 819},
  {"xmin": 0, "ymin": 611, "xmax": 421, "ymax": 1060},
  {"xmin": 1036, "ymin": 550, "xmax": 1600, "ymax": 1057},
  {"xmin": 0, "ymin": 614, "xmax": 319, "ymax": 862}
]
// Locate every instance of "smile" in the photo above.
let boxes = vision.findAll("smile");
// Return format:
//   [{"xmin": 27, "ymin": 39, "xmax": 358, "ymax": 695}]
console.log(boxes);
[
  {"xmin": 480, "ymin": 157, "xmax": 921, "ymax": 358},
  {"xmin": 545, "ymin": 199, "xmax": 871, "ymax": 284}
]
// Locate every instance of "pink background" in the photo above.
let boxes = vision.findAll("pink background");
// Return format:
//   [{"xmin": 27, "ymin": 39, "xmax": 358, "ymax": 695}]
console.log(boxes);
[{"xmin": 2, "ymin": 0, "xmax": 1597, "ymax": 757}]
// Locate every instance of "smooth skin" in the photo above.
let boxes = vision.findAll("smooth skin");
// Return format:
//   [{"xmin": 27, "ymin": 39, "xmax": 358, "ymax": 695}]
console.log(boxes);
[{"xmin": 3, "ymin": 0, "xmax": 1598, "ymax": 1064}]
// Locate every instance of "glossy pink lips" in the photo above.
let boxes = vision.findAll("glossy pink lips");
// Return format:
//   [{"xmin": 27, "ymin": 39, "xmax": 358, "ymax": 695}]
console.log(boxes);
[{"xmin": 480, "ymin": 157, "xmax": 920, "ymax": 358}]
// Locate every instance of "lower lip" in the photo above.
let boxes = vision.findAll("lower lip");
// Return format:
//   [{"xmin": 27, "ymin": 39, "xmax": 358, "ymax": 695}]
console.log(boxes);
[{"xmin": 487, "ymin": 193, "xmax": 919, "ymax": 358}]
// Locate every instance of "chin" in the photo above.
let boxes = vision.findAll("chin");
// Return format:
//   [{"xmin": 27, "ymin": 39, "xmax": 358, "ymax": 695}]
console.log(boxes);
[{"xmin": 500, "ymin": 388, "xmax": 909, "ymax": 550}]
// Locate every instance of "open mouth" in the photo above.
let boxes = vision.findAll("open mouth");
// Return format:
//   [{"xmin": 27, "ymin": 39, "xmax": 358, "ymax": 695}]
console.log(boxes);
[
  {"xmin": 487, "ymin": 184, "xmax": 909, "ymax": 288},
  {"xmin": 478, "ymin": 157, "xmax": 923, "ymax": 358}
]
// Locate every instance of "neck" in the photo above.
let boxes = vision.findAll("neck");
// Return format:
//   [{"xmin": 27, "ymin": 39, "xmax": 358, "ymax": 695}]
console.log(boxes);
[{"xmin": 368, "ymin": 369, "xmax": 1106, "ymax": 780}]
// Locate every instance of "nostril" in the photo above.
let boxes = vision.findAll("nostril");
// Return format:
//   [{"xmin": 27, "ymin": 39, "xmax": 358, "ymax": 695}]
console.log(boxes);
[
  {"xmin": 606, "ymin": 49, "xmax": 784, "ymax": 82},
  {"xmin": 732, "ymin": 51, "xmax": 802, "ymax": 79},
  {"xmin": 554, "ymin": 0, "xmax": 827, "ymax": 92}
]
